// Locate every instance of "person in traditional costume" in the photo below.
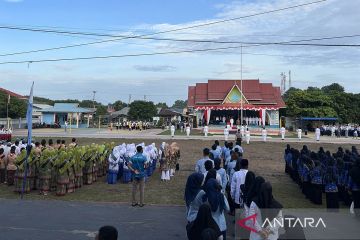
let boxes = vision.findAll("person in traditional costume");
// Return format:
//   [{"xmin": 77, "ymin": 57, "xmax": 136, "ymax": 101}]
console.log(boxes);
[
  {"xmin": 0, "ymin": 148, "xmax": 6, "ymax": 184},
  {"xmin": 38, "ymin": 149, "xmax": 54, "ymax": 195},
  {"xmin": 6, "ymin": 146, "xmax": 17, "ymax": 186},
  {"xmin": 69, "ymin": 138, "xmax": 78, "ymax": 148},
  {"xmin": 261, "ymin": 127, "xmax": 267, "ymax": 142},
  {"xmin": 160, "ymin": 143, "xmax": 171, "ymax": 181}
]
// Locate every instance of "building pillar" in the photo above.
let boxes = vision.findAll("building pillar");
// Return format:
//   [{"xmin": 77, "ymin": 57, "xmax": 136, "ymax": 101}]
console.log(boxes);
[
  {"xmin": 76, "ymin": 112, "xmax": 79, "ymax": 128},
  {"xmin": 87, "ymin": 114, "xmax": 90, "ymax": 128}
]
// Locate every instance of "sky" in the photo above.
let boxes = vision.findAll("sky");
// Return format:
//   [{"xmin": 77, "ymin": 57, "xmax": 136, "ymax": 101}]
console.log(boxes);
[{"xmin": 0, "ymin": 0, "xmax": 359, "ymax": 105}]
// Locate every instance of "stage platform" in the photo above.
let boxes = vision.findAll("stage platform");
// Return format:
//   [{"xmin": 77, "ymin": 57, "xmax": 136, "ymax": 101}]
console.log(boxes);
[{"xmin": 198, "ymin": 125, "xmax": 281, "ymax": 136}]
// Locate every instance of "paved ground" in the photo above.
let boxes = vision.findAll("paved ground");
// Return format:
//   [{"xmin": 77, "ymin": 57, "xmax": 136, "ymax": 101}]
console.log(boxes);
[
  {"xmin": 12, "ymin": 128, "xmax": 360, "ymax": 144},
  {"xmin": 0, "ymin": 199, "xmax": 187, "ymax": 240}
]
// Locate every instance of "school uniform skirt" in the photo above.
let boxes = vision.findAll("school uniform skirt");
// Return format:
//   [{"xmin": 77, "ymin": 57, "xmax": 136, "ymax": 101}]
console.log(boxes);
[
  {"xmin": 352, "ymin": 191, "xmax": 360, "ymax": 218},
  {"xmin": 122, "ymin": 168, "xmax": 132, "ymax": 183},
  {"xmin": 107, "ymin": 170, "xmax": 118, "ymax": 184},
  {"xmin": 326, "ymin": 192, "xmax": 339, "ymax": 209},
  {"xmin": 311, "ymin": 184, "xmax": 323, "ymax": 205}
]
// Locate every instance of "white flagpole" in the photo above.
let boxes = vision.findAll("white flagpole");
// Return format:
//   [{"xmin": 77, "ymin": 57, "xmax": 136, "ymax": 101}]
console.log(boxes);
[{"xmin": 240, "ymin": 45, "xmax": 243, "ymax": 125}]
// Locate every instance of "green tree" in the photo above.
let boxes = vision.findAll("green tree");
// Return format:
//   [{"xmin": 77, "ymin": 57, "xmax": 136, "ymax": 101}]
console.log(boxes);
[
  {"xmin": 128, "ymin": 101, "xmax": 157, "ymax": 120},
  {"xmin": 156, "ymin": 102, "xmax": 168, "ymax": 108},
  {"xmin": 112, "ymin": 100, "xmax": 127, "ymax": 111},
  {"xmin": 171, "ymin": 100, "xmax": 188, "ymax": 109},
  {"xmin": 95, "ymin": 105, "xmax": 107, "ymax": 116},
  {"xmin": 321, "ymin": 83, "xmax": 345, "ymax": 93},
  {"xmin": 0, "ymin": 92, "xmax": 27, "ymax": 118}
]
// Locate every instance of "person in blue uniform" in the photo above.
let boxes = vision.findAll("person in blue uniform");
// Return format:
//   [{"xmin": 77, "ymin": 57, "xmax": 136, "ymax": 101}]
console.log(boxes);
[
  {"xmin": 323, "ymin": 158, "xmax": 339, "ymax": 209},
  {"xmin": 310, "ymin": 160, "xmax": 323, "ymax": 204}
]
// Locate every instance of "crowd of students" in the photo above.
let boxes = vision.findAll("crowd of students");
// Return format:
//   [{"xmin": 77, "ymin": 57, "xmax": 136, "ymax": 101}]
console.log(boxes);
[
  {"xmin": 185, "ymin": 140, "xmax": 296, "ymax": 240},
  {"xmin": 284, "ymin": 144, "xmax": 360, "ymax": 215}
]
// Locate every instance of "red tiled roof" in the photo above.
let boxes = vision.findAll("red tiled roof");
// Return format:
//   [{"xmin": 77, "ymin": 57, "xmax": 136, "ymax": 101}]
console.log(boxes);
[
  {"xmin": 0, "ymin": 87, "xmax": 26, "ymax": 99},
  {"xmin": 188, "ymin": 79, "xmax": 286, "ymax": 109}
]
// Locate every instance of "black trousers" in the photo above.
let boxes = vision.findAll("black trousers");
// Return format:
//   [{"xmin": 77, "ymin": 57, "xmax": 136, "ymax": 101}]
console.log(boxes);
[
  {"xmin": 352, "ymin": 190, "xmax": 360, "ymax": 218},
  {"xmin": 311, "ymin": 184, "xmax": 323, "ymax": 205},
  {"xmin": 326, "ymin": 192, "xmax": 339, "ymax": 209}
]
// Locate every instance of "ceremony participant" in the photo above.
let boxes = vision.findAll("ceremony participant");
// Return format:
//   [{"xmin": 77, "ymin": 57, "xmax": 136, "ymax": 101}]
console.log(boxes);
[
  {"xmin": 235, "ymin": 129, "xmax": 242, "ymax": 142},
  {"xmin": 195, "ymin": 148, "xmax": 213, "ymax": 174},
  {"xmin": 210, "ymin": 145, "xmax": 221, "ymax": 160},
  {"xmin": 185, "ymin": 173, "xmax": 204, "ymax": 215},
  {"xmin": 231, "ymin": 159, "xmax": 249, "ymax": 208},
  {"xmin": 203, "ymin": 179, "xmax": 230, "ymax": 239},
  {"xmin": 203, "ymin": 161, "xmax": 222, "ymax": 186},
  {"xmin": 7, "ymin": 146, "xmax": 17, "ymax": 186},
  {"xmin": 245, "ymin": 128, "xmax": 250, "ymax": 145},
  {"xmin": 107, "ymin": 147, "xmax": 121, "ymax": 184},
  {"xmin": 280, "ymin": 126, "xmax": 286, "ymax": 140},
  {"xmin": 248, "ymin": 182, "xmax": 283, "ymax": 240},
  {"xmin": 96, "ymin": 226, "xmax": 118, "ymax": 240},
  {"xmin": 204, "ymin": 125, "xmax": 209, "ymax": 137},
  {"xmin": 261, "ymin": 127, "xmax": 267, "ymax": 142},
  {"xmin": 186, "ymin": 125, "xmax": 191, "ymax": 137},
  {"xmin": 297, "ymin": 128, "xmax": 302, "ymax": 140},
  {"xmin": 69, "ymin": 138, "xmax": 78, "ymax": 148},
  {"xmin": 160, "ymin": 143, "xmax": 171, "ymax": 181},
  {"xmin": 0, "ymin": 148, "xmax": 6, "ymax": 184},
  {"xmin": 323, "ymin": 158, "xmax": 339, "ymax": 209},
  {"xmin": 240, "ymin": 125, "xmax": 245, "ymax": 138},
  {"xmin": 170, "ymin": 124, "xmax": 175, "ymax": 137},
  {"xmin": 331, "ymin": 125, "xmax": 336, "ymax": 137},
  {"xmin": 349, "ymin": 158, "xmax": 360, "ymax": 217},
  {"xmin": 214, "ymin": 158, "xmax": 227, "ymax": 193},
  {"xmin": 186, "ymin": 204, "xmax": 222, "ymax": 240},
  {"xmin": 230, "ymin": 118, "xmax": 234, "ymax": 128},
  {"xmin": 223, "ymin": 126, "xmax": 229, "ymax": 141},
  {"xmin": 315, "ymin": 127, "xmax": 321, "ymax": 141},
  {"xmin": 233, "ymin": 141, "xmax": 243, "ymax": 154},
  {"xmin": 353, "ymin": 127, "xmax": 358, "ymax": 140},
  {"xmin": 128, "ymin": 145, "xmax": 147, "ymax": 207}
]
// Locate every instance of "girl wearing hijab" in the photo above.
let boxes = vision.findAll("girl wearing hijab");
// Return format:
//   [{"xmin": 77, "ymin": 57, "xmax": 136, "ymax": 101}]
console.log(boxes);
[
  {"xmin": 186, "ymin": 204, "xmax": 222, "ymax": 240},
  {"xmin": 248, "ymin": 182, "xmax": 283, "ymax": 240},
  {"xmin": 239, "ymin": 171, "xmax": 256, "ymax": 240},
  {"xmin": 309, "ymin": 160, "xmax": 323, "ymax": 204},
  {"xmin": 203, "ymin": 179, "xmax": 230, "ymax": 240},
  {"xmin": 349, "ymin": 158, "xmax": 360, "ymax": 218},
  {"xmin": 185, "ymin": 173, "xmax": 205, "ymax": 220}
]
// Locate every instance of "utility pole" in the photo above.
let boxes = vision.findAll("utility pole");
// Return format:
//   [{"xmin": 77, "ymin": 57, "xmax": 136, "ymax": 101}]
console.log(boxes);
[
  {"xmin": 144, "ymin": 95, "xmax": 146, "ymax": 101},
  {"xmin": 92, "ymin": 91, "xmax": 97, "ymax": 109},
  {"xmin": 128, "ymin": 94, "xmax": 132, "ymax": 105},
  {"xmin": 289, "ymin": 70, "xmax": 292, "ymax": 89}
]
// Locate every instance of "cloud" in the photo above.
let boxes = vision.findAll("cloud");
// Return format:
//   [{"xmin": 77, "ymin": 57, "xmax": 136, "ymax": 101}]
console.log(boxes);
[{"xmin": 133, "ymin": 65, "xmax": 177, "ymax": 72}]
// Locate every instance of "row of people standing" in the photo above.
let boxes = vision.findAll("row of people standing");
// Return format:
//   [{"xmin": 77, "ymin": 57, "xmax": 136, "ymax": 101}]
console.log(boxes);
[
  {"xmin": 185, "ymin": 140, "xmax": 293, "ymax": 240},
  {"xmin": 284, "ymin": 144, "xmax": 360, "ymax": 217}
]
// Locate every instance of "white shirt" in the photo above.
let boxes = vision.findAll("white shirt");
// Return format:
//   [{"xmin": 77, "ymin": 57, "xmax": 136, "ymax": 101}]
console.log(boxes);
[
  {"xmin": 170, "ymin": 125, "xmax": 175, "ymax": 131},
  {"xmin": 231, "ymin": 169, "xmax": 248, "ymax": 205},
  {"xmin": 224, "ymin": 128, "xmax": 229, "ymax": 135},
  {"xmin": 204, "ymin": 126, "xmax": 208, "ymax": 133},
  {"xmin": 280, "ymin": 127, "xmax": 285, "ymax": 133}
]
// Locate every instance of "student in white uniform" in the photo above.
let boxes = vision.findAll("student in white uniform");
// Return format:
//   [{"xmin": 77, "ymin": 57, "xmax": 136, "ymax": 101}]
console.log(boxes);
[
  {"xmin": 170, "ymin": 125, "xmax": 175, "ymax": 137},
  {"xmin": 203, "ymin": 125, "xmax": 209, "ymax": 137},
  {"xmin": 353, "ymin": 127, "xmax": 358, "ymax": 140},
  {"xmin": 230, "ymin": 118, "xmax": 234, "ymax": 128},
  {"xmin": 224, "ymin": 126, "xmax": 229, "ymax": 141},
  {"xmin": 297, "ymin": 128, "xmax": 302, "ymax": 140},
  {"xmin": 280, "ymin": 127, "xmax": 286, "ymax": 140},
  {"xmin": 240, "ymin": 125, "xmax": 245, "ymax": 138},
  {"xmin": 331, "ymin": 126, "xmax": 336, "ymax": 137},
  {"xmin": 245, "ymin": 128, "xmax": 251, "ymax": 145},
  {"xmin": 315, "ymin": 127, "xmax": 321, "ymax": 141},
  {"xmin": 186, "ymin": 125, "xmax": 191, "ymax": 137},
  {"xmin": 261, "ymin": 127, "xmax": 267, "ymax": 142}
]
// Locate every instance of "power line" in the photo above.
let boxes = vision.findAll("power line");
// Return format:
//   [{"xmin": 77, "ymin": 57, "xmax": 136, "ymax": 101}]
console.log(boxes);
[
  {"xmin": 0, "ymin": 0, "xmax": 329, "ymax": 57},
  {"xmin": 0, "ymin": 43, "xmax": 358, "ymax": 65}
]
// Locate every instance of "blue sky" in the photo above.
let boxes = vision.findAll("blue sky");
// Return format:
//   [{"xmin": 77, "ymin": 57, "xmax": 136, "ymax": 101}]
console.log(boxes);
[{"xmin": 0, "ymin": 0, "xmax": 359, "ymax": 105}]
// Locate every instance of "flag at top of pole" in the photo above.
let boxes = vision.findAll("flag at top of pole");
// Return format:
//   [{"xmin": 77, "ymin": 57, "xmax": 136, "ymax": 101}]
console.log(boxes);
[{"xmin": 21, "ymin": 82, "xmax": 34, "ymax": 199}]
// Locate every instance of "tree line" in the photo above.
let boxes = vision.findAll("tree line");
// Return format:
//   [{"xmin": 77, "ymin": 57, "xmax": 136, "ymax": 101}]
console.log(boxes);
[{"xmin": 283, "ymin": 83, "xmax": 360, "ymax": 123}]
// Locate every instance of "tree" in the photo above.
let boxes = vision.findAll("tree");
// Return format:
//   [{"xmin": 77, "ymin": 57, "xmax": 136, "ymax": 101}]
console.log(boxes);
[
  {"xmin": 95, "ymin": 105, "xmax": 107, "ymax": 116},
  {"xmin": 128, "ymin": 101, "xmax": 157, "ymax": 121},
  {"xmin": 112, "ymin": 100, "xmax": 127, "ymax": 111},
  {"xmin": 171, "ymin": 100, "xmax": 188, "ymax": 109},
  {"xmin": 79, "ymin": 100, "xmax": 99, "ymax": 108},
  {"xmin": 0, "ymin": 92, "xmax": 27, "ymax": 118},
  {"xmin": 321, "ymin": 83, "xmax": 345, "ymax": 93},
  {"xmin": 155, "ymin": 102, "xmax": 168, "ymax": 108}
]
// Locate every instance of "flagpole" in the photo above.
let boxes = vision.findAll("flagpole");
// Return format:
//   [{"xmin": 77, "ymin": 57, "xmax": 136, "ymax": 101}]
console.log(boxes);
[
  {"xmin": 21, "ymin": 82, "xmax": 34, "ymax": 199},
  {"xmin": 240, "ymin": 45, "xmax": 243, "ymax": 125},
  {"xmin": 6, "ymin": 95, "xmax": 10, "ymax": 129}
]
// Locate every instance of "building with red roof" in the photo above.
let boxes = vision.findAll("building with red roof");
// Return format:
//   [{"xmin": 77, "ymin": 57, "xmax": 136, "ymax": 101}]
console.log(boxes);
[
  {"xmin": 0, "ymin": 87, "xmax": 26, "ymax": 100},
  {"xmin": 187, "ymin": 79, "xmax": 285, "ymax": 128}
]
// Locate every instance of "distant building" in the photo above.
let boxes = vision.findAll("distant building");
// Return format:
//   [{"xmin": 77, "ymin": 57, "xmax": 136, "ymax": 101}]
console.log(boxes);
[
  {"xmin": 109, "ymin": 107, "xmax": 130, "ymax": 122},
  {"xmin": 0, "ymin": 87, "xmax": 26, "ymax": 100},
  {"xmin": 187, "ymin": 79, "xmax": 286, "ymax": 128},
  {"xmin": 158, "ymin": 108, "xmax": 185, "ymax": 125},
  {"xmin": 39, "ymin": 103, "xmax": 94, "ymax": 128},
  {"xmin": 33, "ymin": 103, "xmax": 52, "ymax": 123}
]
